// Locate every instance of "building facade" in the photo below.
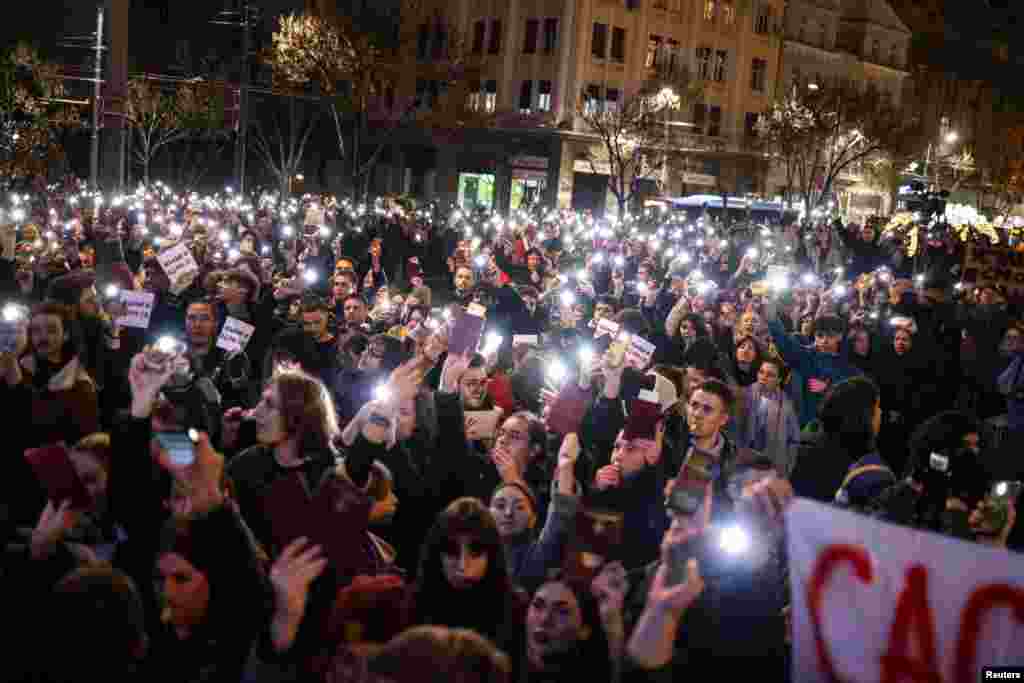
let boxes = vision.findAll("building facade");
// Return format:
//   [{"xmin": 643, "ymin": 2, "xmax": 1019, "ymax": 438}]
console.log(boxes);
[
  {"xmin": 350, "ymin": 0, "xmax": 786, "ymax": 215},
  {"xmin": 772, "ymin": 0, "xmax": 910, "ymax": 217}
]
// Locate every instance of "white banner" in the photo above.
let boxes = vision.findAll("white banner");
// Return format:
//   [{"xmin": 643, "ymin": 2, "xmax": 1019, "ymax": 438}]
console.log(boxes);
[
  {"xmin": 216, "ymin": 316, "xmax": 256, "ymax": 354},
  {"xmin": 156, "ymin": 242, "xmax": 200, "ymax": 295},
  {"xmin": 115, "ymin": 291, "xmax": 155, "ymax": 329},
  {"xmin": 786, "ymin": 499, "xmax": 1024, "ymax": 683}
]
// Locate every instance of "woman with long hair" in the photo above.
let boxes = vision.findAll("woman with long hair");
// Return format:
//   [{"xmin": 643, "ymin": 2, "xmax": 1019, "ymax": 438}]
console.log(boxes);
[{"xmin": 410, "ymin": 497, "xmax": 527, "ymax": 659}]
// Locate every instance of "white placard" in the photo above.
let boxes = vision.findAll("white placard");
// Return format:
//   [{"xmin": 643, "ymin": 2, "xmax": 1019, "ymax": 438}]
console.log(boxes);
[
  {"xmin": 156, "ymin": 242, "xmax": 200, "ymax": 295},
  {"xmin": 216, "ymin": 316, "xmax": 256, "ymax": 354},
  {"xmin": 115, "ymin": 291, "xmax": 155, "ymax": 329},
  {"xmin": 0, "ymin": 319, "xmax": 20, "ymax": 353},
  {"xmin": 637, "ymin": 389, "xmax": 660, "ymax": 404},
  {"xmin": 512, "ymin": 335, "xmax": 539, "ymax": 346},
  {"xmin": 787, "ymin": 499, "xmax": 1024, "ymax": 683}
]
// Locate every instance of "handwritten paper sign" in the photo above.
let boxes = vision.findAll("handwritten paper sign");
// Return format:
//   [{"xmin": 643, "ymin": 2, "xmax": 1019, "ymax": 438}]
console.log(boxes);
[
  {"xmin": 512, "ymin": 335, "xmax": 539, "ymax": 347},
  {"xmin": 786, "ymin": 499, "xmax": 1024, "ymax": 683},
  {"xmin": 216, "ymin": 316, "xmax": 256, "ymax": 354},
  {"xmin": 115, "ymin": 291, "xmax": 155, "ymax": 329},
  {"xmin": 156, "ymin": 242, "xmax": 200, "ymax": 295}
]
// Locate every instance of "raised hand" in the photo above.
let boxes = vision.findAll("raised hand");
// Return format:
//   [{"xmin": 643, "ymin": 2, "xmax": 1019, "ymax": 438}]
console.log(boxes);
[
  {"xmin": 594, "ymin": 464, "xmax": 622, "ymax": 490},
  {"xmin": 129, "ymin": 351, "xmax": 176, "ymax": 418},
  {"xmin": 269, "ymin": 537, "xmax": 327, "ymax": 652},
  {"xmin": 27, "ymin": 500, "xmax": 79, "ymax": 561},
  {"xmin": 558, "ymin": 433, "xmax": 580, "ymax": 471},
  {"xmin": 154, "ymin": 432, "xmax": 225, "ymax": 516}
]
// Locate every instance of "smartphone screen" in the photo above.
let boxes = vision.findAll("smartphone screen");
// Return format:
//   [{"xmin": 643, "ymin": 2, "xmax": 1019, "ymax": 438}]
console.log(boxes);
[{"xmin": 154, "ymin": 431, "xmax": 196, "ymax": 467}]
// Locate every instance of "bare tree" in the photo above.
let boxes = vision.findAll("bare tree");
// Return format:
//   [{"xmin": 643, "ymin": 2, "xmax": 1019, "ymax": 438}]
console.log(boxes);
[
  {"xmin": 126, "ymin": 78, "xmax": 225, "ymax": 185},
  {"xmin": 576, "ymin": 66, "xmax": 701, "ymax": 216},
  {"xmin": 267, "ymin": 3, "xmax": 478, "ymax": 198},
  {"xmin": 756, "ymin": 82, "xmax": 914, "ymax": 219},
  {"xmin": 249, "ymin": 95, "xmax": 320, "ymax": 198}
]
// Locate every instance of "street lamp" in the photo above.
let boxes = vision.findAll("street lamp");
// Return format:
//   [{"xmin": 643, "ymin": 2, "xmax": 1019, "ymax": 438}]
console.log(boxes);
[{"xmin": 924, "ymin": 130, "xmax": 959, "ymax": 182}]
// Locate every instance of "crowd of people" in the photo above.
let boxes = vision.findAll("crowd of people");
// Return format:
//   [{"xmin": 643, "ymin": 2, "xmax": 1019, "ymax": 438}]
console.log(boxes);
[{"xmin": 0, "ymin": 179, "xmax": 1021, "ymax": 682}]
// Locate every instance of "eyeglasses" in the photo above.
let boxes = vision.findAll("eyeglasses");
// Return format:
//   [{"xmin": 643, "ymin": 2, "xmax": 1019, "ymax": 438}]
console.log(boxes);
[{"xmin": 495, "ymin": 428, "xmax": 527, "ymax": 443}]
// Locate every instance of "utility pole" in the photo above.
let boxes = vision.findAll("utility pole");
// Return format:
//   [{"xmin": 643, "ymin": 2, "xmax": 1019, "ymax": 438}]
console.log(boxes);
[
  {"xmin": 213, "ymin": 2, "xmax": 258, "ymax": 195},
  {"xmin": 90, "ymin": 6, "xmax": 105, "ymax": 188}
]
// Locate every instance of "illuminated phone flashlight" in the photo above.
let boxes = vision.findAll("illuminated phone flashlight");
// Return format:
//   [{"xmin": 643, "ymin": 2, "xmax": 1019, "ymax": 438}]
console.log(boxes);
[
  {"xmin": 697, "ymin": 281, "xmax": 712, "ymax": 295},
  {"xmin": 578, "ymin": 346, "xmax": 594, "ymax": 365},
  {"xmin": 228, "ymin": 248, "xmax": 240, "ymax": 261},
  {"xmin": 592, "ymin": 252, "xmax": 605, "ymax": 264},
  {"xmin": 560, "ymin": 290, "xmax": 576, "ymax": 306},
  {"xmin": 802, "ymin": 273, "xmax": 817, "ymax": 285},
  {"xmin": 319, "ymin": 226, "xmax": 331, "ymax": 238},
  {"xmin": 226, "ymin": 186, "xmax": 234, "ymax": 194},
  {"xmin": 2, "ymin": 303, "xmax": 24, "ymax": 322},
  {"xmin": 576, "ymin": 268, "xmax": 586, "ymax": 280},
  {"xmin": 833, "ymin": 284, "xmax": 847, "ymax": 297},
  {"xmin": 220, "ymin": 230, "xmax": 231, "ymax": 243},
  {"xmin": 374, "ymin": 384, "xmax": 391, "ymax": 402},
  {"xmin": 302, "ymin": 268, "xmax": 318, "ymax": 285},
  {"xmin": 747, "ymin": 247, "xmax": 758, "ymax": 258},
  {"xmin": 870, "ymin": 311, "xmax": 879, "ymax": 320},
  {"xmin": 769, "ymin": 272, "xmax": 789, "ymax": 290},
  {"xmin": 665, "ymin": 248, "xmax": 675, "ymax": 259},
  {"xmin": 547, "ymin": 359, "xmax": 567, "ymax": 383},
  {"xmin": 915, "ymin": 274, "xmax": 925, "ymax": 285},
  {"xmin": 954, "ymin": 282, "xmax": 964, "ymax": 291},
  {"xmin": 282, "ymin": 225, "xmax": 294, "ymax": 238},
  {"xmin": 10, "ymin": 208, "xmax": 25, "ymax": 223},
  {"xmin": 718, "ymin": 524, "xmax": 751, "ymax": 555},
  {"xmin": 261, "ymin": 245, "xmax": 270, "ymax": 255},
  {"xmin": 156, "ymin": 335, "xmax": 180, "ymax": 354},
  {"xmin": 474, "ymin": 255, "xmax": 487, "ymax": 268},
  {"xmin": 678, "ymin": 251, "xmax": 691, "ymax": 264},
  {"xmin": 104, "ymin": 284, "xmax": 120, "ymax": 299},
  {"xmin": 636, "ymin": 281, "xmax": 648, "ymax": 295},
  {"xmin": 695, "ymin": 239, "xmax": 704, "ymax": 248},
  {"xmin": 483, "ymin": 332, "xmax": 503, "ymax": 354},
  {"xmin": 615, "ymin": 255, "xmax": 625, "ymax": 267}
]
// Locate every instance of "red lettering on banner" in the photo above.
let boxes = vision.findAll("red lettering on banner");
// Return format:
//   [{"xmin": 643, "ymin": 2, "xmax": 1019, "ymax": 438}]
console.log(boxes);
[
  {"xmin": 881, "ymin": 565, "xmax": 941, "ymax": 683},
  {"xmin": 953, "ymin": 584, "xmax": 1024, "ymax": 683},
  {"xmin": 808, "ymin": 544, "xmax": 873, "ymax": 683}
]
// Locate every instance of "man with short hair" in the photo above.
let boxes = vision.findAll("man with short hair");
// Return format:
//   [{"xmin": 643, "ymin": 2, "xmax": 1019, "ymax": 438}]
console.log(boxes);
[
  {"xmin": 623, "ymin": 378, "xmax": 794, "ymax": 675},
  {"xmin": 183, "ymin": 298, "xmax": 252, "ymax": 410}
]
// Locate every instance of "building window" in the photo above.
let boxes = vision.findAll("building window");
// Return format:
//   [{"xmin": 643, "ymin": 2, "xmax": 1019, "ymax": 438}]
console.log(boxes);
[
  {"xmin": 704, "ymin": 0, "xmax": 717, "ymax": 22},
  {"xmin": 723, "ymin": 1, "xmax": 735, "ymax": 25},
  {"xmin": 872, "ymin": 39, "xmax": 880, "ymax": 61},
  {"xmin": 647, "ymin": 35, "xmax": 663, "ymax": 68},
  {"xmin": 666, "ymin": 39, "xmax": 680, "ymax": 74},
  {"xmin": 519, "ymin": 80, "xmax": 533, "ymax": 112},
  {"xmin": 592, "ymin": 23, "xmax": 608, "ymax": 59},
  {"xmin": 488, "ymin": 20, "xmax": 502, "ymax": 54},
  {"xmin": 750, "ymin": 58, "xmax": 766, "ymax": 92},
  {"xmin": 543, "ymin": 18, "xmax": 558, "ymax": 54},
  {"xmin": 538, "ymin": 80, "xmax": 552, "ymax": 111},
  {"xmin": 432, "ymin": 22, "xmax": 447, "ymax": 60},
  {"xmin": 606, "ymin": 87, "xmax": 620, "ymax": 113},
  {"xmin": 472, "ymin": 20, "xmax": 485, "ymax": 55},
  {"xmin": 484, "ymin": 79, "xmax": 497, "ymax": 112},
  {"xmin": 584, "ymin": 84, "xmax": 602, "ymax": 115},
  {"xmin": 696, "ymin": 46, "xmax": 712, "ymax": 79},
  {"xmin": 417, "ymin": 24, "xmax": 430, "ymax": 60},
  {"xmin": 693, "ymin": 102, "xmax": 706, "ymax": 132},
  {"xmin": 523, "ymin": 19, "xmax": 539, "ymax": 54},
  {"xmin": 708, "ymin": 105, "xmax": 722, "ymax": 136},
  {"xmin": 713, "ymin": 50, "xmax": 728, "ymax": 82},
  {"xmin": 755, "ymin": 3, "xmax": 771, "ymax": 34},
  {"xmin": 745, "ymin": 111, "xmax": 759, "ymax": 137},
  {"xmin": 611, "ymin": 27, "xmax": 626, "ymax": 62}
]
